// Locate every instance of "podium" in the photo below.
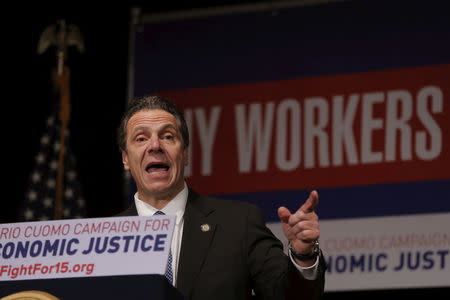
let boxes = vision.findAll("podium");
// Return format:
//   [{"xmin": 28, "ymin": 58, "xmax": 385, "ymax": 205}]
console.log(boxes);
[
  {"xmin": 0, "ymin": 217, "xmax": 185, "ymax": 299},
  {"xmin": 0, "ymin": 275, "xmax": 185, "ymax": 299}
]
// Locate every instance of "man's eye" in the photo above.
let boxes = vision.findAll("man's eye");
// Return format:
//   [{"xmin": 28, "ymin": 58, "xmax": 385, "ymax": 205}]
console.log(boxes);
[
  {"xmin": 136, "ymin": 137, "xmax": 146, "ymax": 142},
  {"xmin": 163, "ymin": 135, "xmax": 174, "ymax": 140}
]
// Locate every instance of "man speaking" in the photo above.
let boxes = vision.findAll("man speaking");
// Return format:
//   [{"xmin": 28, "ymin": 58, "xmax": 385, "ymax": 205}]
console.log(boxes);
[{"xmin": 116, "ymin": 95, "xmax": 326, "ymax": 299}]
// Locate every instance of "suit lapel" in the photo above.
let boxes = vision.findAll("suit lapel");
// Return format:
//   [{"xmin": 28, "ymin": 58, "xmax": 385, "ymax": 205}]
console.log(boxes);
[
  {"xmin": 115, "ymin": 203, "xmax": 137, "ymax": 216},
  {"xmin": 176, "ymin": 190, "xmax": 216, "ymax": 297}
]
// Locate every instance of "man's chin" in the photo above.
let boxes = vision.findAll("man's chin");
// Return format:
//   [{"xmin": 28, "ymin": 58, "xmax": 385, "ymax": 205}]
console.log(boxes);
[{"xmin": 145, "ymin": 183, "xmax": 182, "ymax": 198}]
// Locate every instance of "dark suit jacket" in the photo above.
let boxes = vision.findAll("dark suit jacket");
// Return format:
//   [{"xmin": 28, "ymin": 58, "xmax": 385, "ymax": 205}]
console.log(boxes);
[{"xmin": 117, "ymin": 189, "xmax": 325, "ymax": 300}]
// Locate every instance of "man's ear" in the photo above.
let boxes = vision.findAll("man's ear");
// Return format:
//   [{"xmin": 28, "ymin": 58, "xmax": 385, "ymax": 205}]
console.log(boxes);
[{"xmin": 122, "ymin": 151, "xmax": 130, "ymax": 170}]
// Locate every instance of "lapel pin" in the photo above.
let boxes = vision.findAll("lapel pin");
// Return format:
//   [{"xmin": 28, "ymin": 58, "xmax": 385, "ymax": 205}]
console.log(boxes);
[{"xmin": 200, "ymin": 224, "xmax": 210, "ymax": 232}]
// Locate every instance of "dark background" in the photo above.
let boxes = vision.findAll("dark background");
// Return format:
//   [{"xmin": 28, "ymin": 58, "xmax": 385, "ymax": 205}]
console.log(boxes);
[
  {"xmin": 3, "ymin": 0, "xmax": 449, "ymax": 298},
  {"xmin": 6, "ymin": 1, "xmax": 256, "ymax": 223}
]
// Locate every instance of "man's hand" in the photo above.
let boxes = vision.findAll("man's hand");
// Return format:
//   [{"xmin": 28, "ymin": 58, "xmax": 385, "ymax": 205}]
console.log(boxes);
[{"xmin": 278, "ymin": 190, "xmax": 320, "ymax": 266}]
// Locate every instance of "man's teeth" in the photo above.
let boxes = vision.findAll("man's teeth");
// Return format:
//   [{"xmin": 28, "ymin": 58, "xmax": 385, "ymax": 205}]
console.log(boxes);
[
  {"xmin": 148, "ymin": 169, "xmax": 166, "ymax": 174},
  {"xmin": 147, "ymin": 164, "xmax": 169, "ymax": 172}
]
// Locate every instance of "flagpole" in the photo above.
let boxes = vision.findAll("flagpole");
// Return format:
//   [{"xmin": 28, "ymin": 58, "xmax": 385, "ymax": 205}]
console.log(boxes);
[
  {"xmin": 37, "ymin": 19, "xmax": 84, "ymax": 220},
  {"xmin": 53, "ymin": 66, "xmax": 71, "ymax": 219}
]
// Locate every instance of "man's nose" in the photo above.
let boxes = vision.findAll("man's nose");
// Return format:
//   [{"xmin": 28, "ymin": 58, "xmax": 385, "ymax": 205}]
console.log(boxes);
[{"xmin": 147, "ymin": 137, "xmax": 162, "ymax": 152}]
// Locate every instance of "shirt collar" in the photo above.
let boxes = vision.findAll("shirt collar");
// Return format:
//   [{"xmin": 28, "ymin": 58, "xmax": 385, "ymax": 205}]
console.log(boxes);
[{"xmin": 134, "ymin": 183, "xmax": 188, "ymax": 225}]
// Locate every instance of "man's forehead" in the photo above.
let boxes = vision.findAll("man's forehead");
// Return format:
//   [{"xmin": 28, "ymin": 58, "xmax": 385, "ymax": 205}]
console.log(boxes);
[{"xmin": 127, "ymin": 109, "xmax": 179, "ymax": 130}]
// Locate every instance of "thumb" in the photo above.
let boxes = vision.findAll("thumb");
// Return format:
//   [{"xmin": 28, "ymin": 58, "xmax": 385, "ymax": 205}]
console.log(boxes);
[
  {"xmin": 299, "ymin": 190, "xmax": 319, "ymax": 213},
  {"xmin": 278, "ymin": 206, "xmax": 291, "ymax": 223}
]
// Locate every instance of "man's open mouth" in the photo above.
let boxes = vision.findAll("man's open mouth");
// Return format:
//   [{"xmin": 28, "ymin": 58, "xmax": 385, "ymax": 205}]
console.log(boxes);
[{"xmin": 145, "ymin": 163, "xmax": 170, "ymax": 173}]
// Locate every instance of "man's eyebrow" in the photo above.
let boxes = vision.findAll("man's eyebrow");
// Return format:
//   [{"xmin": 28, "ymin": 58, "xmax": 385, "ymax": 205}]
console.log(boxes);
[
  {"xmin": 130, "ymin": 124, "xmax": 178, "ymax": 135},
  {"xmin": 160, "ymin": 124, "xmax": 178, "ymax": 132},
  {"xmin": 130, "ymin": 126, "xmax": 147, "ymax": 135}
]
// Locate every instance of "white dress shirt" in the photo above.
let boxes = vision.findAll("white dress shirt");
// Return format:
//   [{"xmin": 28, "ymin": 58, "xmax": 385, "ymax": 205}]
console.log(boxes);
[
  {"xmin": 134, "ymin": 183, "xmax": 318, "ymax": 285},
  {"xmin": 134, "ymin": 184, "xmax": 187, "ymax": 285}
]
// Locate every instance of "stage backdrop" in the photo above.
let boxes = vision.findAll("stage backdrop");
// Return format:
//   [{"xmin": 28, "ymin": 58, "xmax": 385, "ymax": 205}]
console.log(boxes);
[{"xmin": 128, "ymin": 0, "xmax": 450, "ymax": 291}]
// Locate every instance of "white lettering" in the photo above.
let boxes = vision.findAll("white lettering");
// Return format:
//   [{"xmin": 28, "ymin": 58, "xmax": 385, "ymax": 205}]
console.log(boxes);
[
  {"xmin": 385, "ymin": 90, "xmax": 413, "ymax": 162},
  {"xmin": 276, "ymin": 99, "xmax": 301, "ymax": 171},
  {"xmin": 332, "ymin": 95, "xmax": 359, "ymax": 166},
  {"xmin": 195, "ymin": 107, "xmax": 221, "ymax": 176},
  {"xmin": 304, "ymin": 98, "xmax": 329, "ymax": 168},
  {"xmin": 361, "ymin": 92, "xmax": 384, "ymax": 163},
  {"xmin": 235, "ymin": 102, "xmax": 275, "ymax": 172},
  {"xmin": 416, "ymin": 86, "xmax": 443, "ymax": 160}
]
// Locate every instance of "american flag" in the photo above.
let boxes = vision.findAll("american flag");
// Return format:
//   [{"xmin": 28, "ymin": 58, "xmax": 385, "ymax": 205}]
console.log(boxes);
[{"xmin": 21, "ymin": 114, "xmax": 86, "ymax": 221}]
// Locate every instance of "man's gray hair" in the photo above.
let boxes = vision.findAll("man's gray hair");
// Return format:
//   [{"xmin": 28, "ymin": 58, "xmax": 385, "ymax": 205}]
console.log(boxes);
[{"xmin": 117, "ymin": 95, "xmax": 189, "ymax": 152}]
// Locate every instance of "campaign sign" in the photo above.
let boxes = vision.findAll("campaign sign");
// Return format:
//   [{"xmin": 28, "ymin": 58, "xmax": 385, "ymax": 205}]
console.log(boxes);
[
  {"xmin": 158, "ymin": 64, "xmax": 450, "ymax": 195},
  {"xmin": 269, "ymin": 212, "xmax": 450, "ymax": 291},
  {"xmin": 130, "ymin": 0, "xmax": 450, "ymax": 291},
  {"xmin": 0, "ymin": 216, "xmax": 175, "ymax": 281}
]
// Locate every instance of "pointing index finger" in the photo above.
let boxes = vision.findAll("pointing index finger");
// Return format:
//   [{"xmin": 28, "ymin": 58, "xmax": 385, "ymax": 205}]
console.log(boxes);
[{"xmin": 299, "ymin": 190, "xmax": 319, "ymax": 214}]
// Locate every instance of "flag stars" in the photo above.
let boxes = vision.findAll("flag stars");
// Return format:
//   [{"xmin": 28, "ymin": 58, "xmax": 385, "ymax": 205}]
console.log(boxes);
[
  {"xmin": 28, "ymin": 190, "xmax": 37, "ymax": 202},
  {"xmin": 41, "ymin": 135, "xmax": 50, "ymax": 145},
  {"xmin": 47, "ymin": 117, "xmax": 54, "ymax": 126},
  {"xmin": 23, "ymin": 116, "xmax": 85, "ymax": 221},
  {"xmin": 35, "ymin": 153, "xmax": 45, "ymax": 164},
  {"xmin": 63, "ymin": 208, "xmax": 71, "ymax": 217},
  {"xmin": 77, "ymin": 198, "xmax": 85, "ymax": 208},
  {"xmin": 31, "ymin": 172, "xmax": 41, "ymax": 183},
  {"xmin": 39, "ymin": 215, "xmax": 49, "ymax": 221},
  {"xmin": 67, "ymin": 171, "xmax": 76, "ymax": 181},
  {"xmin": 24, "ymin": 209, "xmax": 34, "ymax": 220},
  {"xmin": 50, "ymin": 160, "xmax": 58, "ymax": 170},
  {"xmin": 47, "ymin": 179, "xmax": 56, "ymax": 189},
  {"xmin": 65, "ymin": 188, "xmax": 74, "ymax": 198},
  {"xmin": 43, "ymin": 197, "xmax": 53, "ymax": 208}
]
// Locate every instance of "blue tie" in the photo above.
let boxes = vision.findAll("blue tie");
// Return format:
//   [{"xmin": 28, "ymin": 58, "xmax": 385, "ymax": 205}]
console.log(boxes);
[{"xmin": 154, "ymin": 211, "xmax": 173, "ymax": 284}]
